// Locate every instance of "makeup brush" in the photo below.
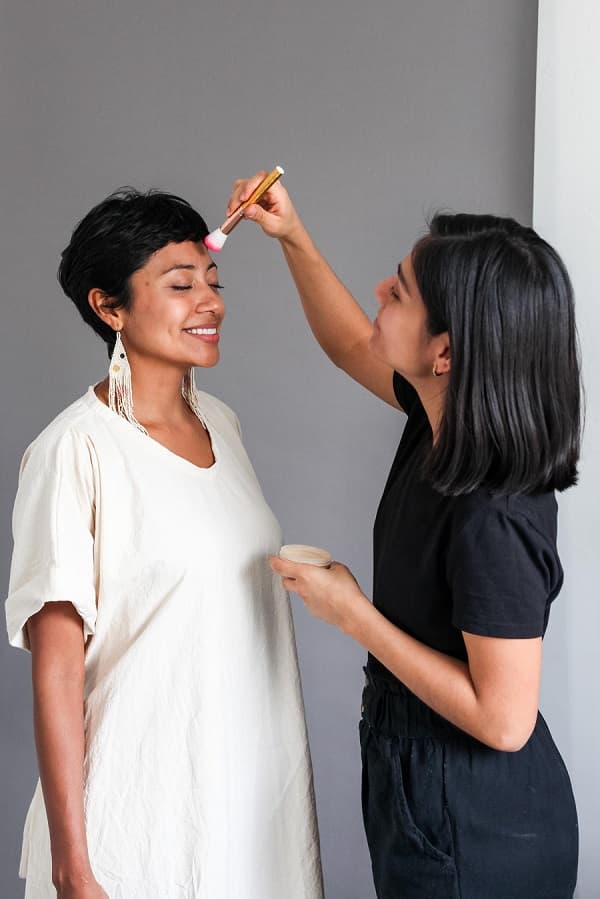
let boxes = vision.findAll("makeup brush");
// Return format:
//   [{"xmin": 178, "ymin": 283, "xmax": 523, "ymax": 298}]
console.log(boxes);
[{"xmin": 204, "ymin": 166, "xmax": 285, "ymax": 252}]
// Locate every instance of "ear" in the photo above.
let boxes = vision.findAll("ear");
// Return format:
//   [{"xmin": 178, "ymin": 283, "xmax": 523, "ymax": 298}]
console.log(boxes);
[
  {"xmin": 88, "ymin": 288, "xmax": 125, "ymax": 332},
  {"xmin": 434, "ymin": 332, "xmax": 451, "ymax": 375}
]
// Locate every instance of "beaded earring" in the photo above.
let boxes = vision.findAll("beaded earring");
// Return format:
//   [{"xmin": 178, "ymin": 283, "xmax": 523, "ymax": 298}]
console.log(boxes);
[
  {"xmin": 108, "ymin": 331, "xmax": 148, "ymax": 435},
  {"xmin": 181, "ymin": 367, "xmax": 208, "ymax": 430}
]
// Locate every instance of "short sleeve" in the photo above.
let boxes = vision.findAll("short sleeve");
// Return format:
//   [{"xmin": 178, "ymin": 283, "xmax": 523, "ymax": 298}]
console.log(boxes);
[
  {"xmin": 392, "ymin": 372, "xmax": 420, "ymax": 414},
  {"xmin": 446, "ymin": 507, "xmax": 561, "ymax": 639},
  {"xmin": 226, "ymin": 408, "xmax": 242, "ymax": 439},
  {"xmin": 5, "ymin": 428, "xmax": 97, "ymax": 652}
]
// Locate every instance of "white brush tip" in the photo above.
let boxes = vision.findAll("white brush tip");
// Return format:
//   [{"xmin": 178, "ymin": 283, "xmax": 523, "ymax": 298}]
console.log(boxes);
[
  {"xmin": 276, "ymin": 165, "xmax": 285, "ymax": 174},
  {"xmin": 204, "ymin": 228, "xmax": 227, "ymax": 252}
]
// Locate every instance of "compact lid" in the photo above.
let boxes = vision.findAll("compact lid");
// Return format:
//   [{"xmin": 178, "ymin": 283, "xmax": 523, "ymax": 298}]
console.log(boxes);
[{"xmin": 279, "ymin": 544, "xmax": 332, "ymax": 566}]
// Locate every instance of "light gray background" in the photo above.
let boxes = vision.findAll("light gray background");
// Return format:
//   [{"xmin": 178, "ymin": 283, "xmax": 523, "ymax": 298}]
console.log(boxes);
[
  {"xmin": 3, "ymin": 1, "xmax": 581, "ymax": 897},
  {"xmin": 533, "ymin": 3, "xmax": 600, "ymax": 895}
]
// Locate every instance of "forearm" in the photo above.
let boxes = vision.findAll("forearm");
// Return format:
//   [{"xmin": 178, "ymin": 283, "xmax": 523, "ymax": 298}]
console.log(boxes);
[
  {"xmin": 272, "ymin": 542, "xmax": 540, "ymax": 752},
  {"xmin": 345, "ymin": 598, "xmax": 523, "ymax": 750},
  {"xmin": 32, "ymin": 664, "xmax": 92, "ymax": 886},
  {"xmin": 279, "ymin": 224, "xmax": 373, "ymax": 367}
]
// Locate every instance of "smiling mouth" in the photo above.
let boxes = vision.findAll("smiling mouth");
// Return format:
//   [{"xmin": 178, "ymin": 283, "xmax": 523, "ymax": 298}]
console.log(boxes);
[{"xmin": 183, "ymin": 327, "xmax": 220, "ymax": 344}]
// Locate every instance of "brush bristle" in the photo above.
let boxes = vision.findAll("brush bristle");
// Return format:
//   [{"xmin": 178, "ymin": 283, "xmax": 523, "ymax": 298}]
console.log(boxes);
[{"xmin": 204, "ymin": 229, "xmax": 227, "ymax": 252}]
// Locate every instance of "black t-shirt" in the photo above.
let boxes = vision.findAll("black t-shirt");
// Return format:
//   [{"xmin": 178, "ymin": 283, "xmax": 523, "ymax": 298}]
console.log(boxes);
[{"xmin": 369, "ymin": 372, "xmax": 564, "ymax": 676}]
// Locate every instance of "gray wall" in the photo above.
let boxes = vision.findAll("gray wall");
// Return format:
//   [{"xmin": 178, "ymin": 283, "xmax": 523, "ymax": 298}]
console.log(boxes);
[
  {"xmin": 534, "ymin": 3, "xmax": 600, "ymax": 894},
  {"xmin": 0, "ymin": 2, "xmax": 540, "ymax": 896}
]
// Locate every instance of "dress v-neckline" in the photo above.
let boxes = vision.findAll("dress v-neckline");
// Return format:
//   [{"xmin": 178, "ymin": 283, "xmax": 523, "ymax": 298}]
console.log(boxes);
[{"xmin": 87, "ymin": 385, "xmax": 220, "ymax": 476}]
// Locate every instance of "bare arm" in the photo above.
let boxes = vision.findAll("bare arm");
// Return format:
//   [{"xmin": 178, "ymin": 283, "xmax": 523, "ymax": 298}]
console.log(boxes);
[
  {"xmin": 347, "ymin": 600, "xmax": 542, "ymax": 751},
  {"xmin": 227, "ymin": 175, "xmax": 401, "ymax": 409},
  {"xmin": 270, "ymin": 558, "xmax": 542, "ymax": 752},
  {"xmin": 27, "ymin": 602, "xmax": 108, "ymax": 898}
]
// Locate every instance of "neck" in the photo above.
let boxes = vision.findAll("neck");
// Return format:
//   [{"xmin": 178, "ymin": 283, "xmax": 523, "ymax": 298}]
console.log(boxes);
[
  {"xmin": 98, "ymin": 355, "xmax": 196, "ymax": 427},
  {"xmin": 415, "ymin": 376, "xmax": 448, "ymax": 444},
  {"xmin": 130, "ymin": 364, "xmax": 192, "ymax": 427}
]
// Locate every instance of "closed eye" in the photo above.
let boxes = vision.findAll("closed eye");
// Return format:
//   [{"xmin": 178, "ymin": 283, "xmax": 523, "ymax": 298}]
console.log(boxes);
[{"xmin": 170, "ymin": 283, "xmax": 225, "ymax": 292}]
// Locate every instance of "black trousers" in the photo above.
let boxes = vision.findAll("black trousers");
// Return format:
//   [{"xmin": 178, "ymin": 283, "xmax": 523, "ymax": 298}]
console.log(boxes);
[{"xmin": 360, "ymin": 667, "xmax": 578, "ymax": 899}]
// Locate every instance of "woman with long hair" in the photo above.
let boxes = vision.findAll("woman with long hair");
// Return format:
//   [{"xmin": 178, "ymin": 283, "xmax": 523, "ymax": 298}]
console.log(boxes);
[{"xmin": 230, "ymin": 174, "xmax": 580, "ymax": 898}]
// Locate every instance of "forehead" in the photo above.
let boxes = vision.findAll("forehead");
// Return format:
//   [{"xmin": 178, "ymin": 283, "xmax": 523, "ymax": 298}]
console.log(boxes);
[{"xmin": 145, "ymin": 239, "xmax": 213, "ymax": 273}]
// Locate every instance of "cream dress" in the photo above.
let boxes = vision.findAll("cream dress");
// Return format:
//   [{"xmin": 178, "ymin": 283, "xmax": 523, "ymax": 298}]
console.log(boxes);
[{"xmin": 5, "ymin": 386, "xmax": 324, "ymax": 899}]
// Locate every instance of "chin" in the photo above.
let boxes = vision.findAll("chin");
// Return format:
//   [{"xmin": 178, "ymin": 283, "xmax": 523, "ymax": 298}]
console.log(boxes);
[{"xmin": 192, "ymin": 351, "xmax": 220, "ymax": 369}]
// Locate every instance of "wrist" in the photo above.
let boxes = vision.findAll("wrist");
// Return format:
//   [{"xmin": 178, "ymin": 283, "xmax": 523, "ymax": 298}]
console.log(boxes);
[
  {"xmin": 279, "ymin": 216, "xmax": 313, "ymax": 252},
  {"xmin": 340, "ymin": 591, "xmax": 374, "ymax": 641},
  {"xmin": 52, "ymin": 855, "xmax": 93, "ymax": 889}
]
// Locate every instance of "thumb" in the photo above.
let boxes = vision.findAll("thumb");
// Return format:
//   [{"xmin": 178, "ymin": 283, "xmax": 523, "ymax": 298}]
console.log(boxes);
[
  {"xmin": 244, "ymin": 204, "xmax": 264, "ymax": 221},
  {"xmin": 243, "ymin": 203, "xmax": 281, "ymax": 237}
]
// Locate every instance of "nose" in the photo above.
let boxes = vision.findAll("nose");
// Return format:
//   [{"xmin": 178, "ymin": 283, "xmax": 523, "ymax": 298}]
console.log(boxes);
[
  {"xmin": 374, "ymin": 277, "xmax": 393, "ymax": 307},
  {"xmin": 195, "ymin": 283, "xmax": 225, "ymax": 319}
]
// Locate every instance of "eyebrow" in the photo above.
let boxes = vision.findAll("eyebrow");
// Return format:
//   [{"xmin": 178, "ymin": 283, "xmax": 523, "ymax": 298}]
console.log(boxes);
[
  {"xmin": 160, "ymin": 262, "xmax": 217, "ymax": 276},
  {"xmin": 397, "ymin": 262, "xmax": 411, "ymax": 295}
]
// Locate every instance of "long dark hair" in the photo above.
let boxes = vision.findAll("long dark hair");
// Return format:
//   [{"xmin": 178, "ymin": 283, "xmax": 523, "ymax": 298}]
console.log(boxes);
[
  {"xmin": 412, "ymin": 213, "xmax": 582, "ymax": 496},
  {"xmin": 58, "ymin": 187, "xmax": 209, "ymax": 357}
]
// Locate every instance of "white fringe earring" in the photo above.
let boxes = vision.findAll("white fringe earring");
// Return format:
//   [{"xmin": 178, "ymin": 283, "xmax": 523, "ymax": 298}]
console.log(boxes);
[
  {"xmin": 108, "ymin": 331, "xmax": 148, "ymax": 435},
  {"xmin": 181, "ymin": 367, "xmax": 208, "ymax": 429}
]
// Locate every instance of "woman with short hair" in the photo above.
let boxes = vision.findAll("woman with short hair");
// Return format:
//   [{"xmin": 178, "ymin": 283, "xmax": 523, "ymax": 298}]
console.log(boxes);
[{"xmin": 5, "ymin": 188, "xmax": 324, "ymax": 899}]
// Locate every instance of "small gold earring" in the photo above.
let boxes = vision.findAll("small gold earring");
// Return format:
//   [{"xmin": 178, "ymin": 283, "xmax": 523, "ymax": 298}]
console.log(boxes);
[{"xmin": 432, "ymin": 364, "xmax": 443, "ymax": 377}]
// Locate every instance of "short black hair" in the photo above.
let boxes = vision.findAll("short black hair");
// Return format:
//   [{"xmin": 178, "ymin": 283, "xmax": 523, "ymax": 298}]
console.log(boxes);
[
  {"xmin": 412, "ymin": 213, "xmax": 582, "ymax": 496},
  {"xmin": 58, "ymin": 187, "xmax": 209, "ymax": 357}
]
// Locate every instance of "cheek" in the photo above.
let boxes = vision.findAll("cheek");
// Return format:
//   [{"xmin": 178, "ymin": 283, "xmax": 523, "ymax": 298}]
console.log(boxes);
[
  {"xmin": 381, "ymin": 309, "xmax": 426, "ymax": 363},
  {"xmin": 126, "ymin": 307, "xmax": 181, "ymax": 350},
  {"xmin": 141, "ymin": 293, "xmax": 185, "ymax": 327},
  {"xmin": 380, "ymin": 306, "xmax": 404, "ymax": 341}
]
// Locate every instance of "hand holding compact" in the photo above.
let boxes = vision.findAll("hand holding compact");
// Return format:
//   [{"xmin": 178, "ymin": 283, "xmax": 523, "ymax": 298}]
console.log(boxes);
[{"xmin": 271, "ymin": 551, "xmax": 369, "ymax": 633}]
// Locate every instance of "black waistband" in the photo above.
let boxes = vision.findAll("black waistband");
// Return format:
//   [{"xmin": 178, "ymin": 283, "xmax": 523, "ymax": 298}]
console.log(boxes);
[{"xmin": 362, "ymin": 664, "xmax": 472, "ymax": 744}]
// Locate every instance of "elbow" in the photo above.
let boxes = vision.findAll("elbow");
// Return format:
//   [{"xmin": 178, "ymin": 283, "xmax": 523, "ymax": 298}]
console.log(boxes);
[
  {"xmin": 487, "ymin": 734, "xmax": 529, "ymax": 753},
  {"xmin": 481, "ymin": 715, "xmax": 538, "ymax": 753}
]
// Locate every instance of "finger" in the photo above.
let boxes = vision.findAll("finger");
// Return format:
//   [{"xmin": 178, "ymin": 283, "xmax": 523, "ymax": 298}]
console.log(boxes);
[
  {"xmin": 282, "ymin": 577, "xmax": 299, "ymax": 591},
  {"xmin": 244, "ymin": 204, "xmax": 265, "ymax": 221},
  {"xmin": 243, "ymin": 204, "xmax": 283, "ymax": 234},
  {"xmin": 256, "ymin": 179, "xmax": 286, "ymax": 207},
  {"xmin": 233, "ymin": 170, "xmax": 283, "ymax": 215},
  {"xmin": 226, "ymin": 172, "xmax": 267, "ymax": 217},
  {"xmin": 269, "ymin": 555, "xmax": 302, "ymax": 577},
  {"xmin": 242, "ymin": 170, "xmax": 268, "ymax": 202}
]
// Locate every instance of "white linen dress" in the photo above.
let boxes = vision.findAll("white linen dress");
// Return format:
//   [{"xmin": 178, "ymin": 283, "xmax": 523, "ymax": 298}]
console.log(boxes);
[{"xmin": 5, "ymin": 386, "xmax": 324, "ymax": 899}]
